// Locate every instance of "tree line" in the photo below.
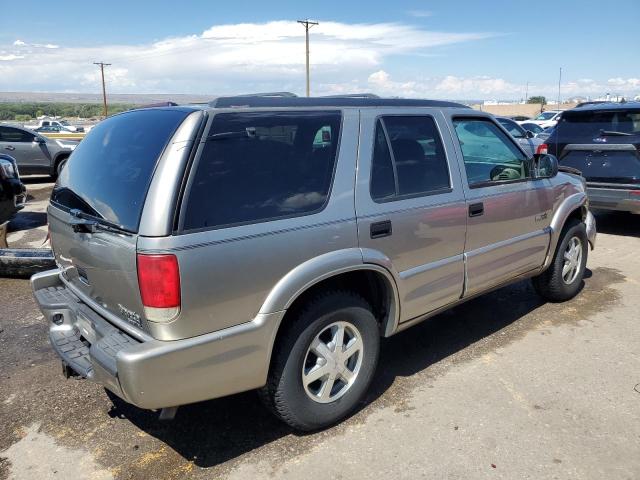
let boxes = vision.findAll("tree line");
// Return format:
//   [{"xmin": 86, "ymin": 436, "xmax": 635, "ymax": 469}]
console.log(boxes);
[{"xmin": 0, "ymin": 102, "xmax": 137, "ymax": 121}]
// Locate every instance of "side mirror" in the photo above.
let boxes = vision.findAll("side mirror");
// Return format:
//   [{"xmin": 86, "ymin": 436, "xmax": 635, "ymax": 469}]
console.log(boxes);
[
  {"xmin": 33, "ymin": 136, "xmax": 46, "ymax": 144},
  {"xmin": 525, "ymin": 130, "xmax": 535, "ymax": 139},
  {"xmin": 534, "ymin": 154, "xmax": 558, "ymax": 178}
]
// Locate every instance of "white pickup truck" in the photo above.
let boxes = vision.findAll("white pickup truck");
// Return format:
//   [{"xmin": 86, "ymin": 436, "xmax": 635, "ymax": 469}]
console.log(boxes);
[{"xmin": 24, "ymin": 119, "xmax": 85, "ymax": 133}]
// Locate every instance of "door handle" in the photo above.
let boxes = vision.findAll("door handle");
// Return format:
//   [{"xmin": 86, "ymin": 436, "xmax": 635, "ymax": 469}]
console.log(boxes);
[
  {"xmin": 5, "ymin": 146, "xmax": 15, "ymax": 151},
  {"xmin": 370, "ymin": 220, "xmax": 392, "ymax": 239},
  {"xmin": 469, "ymin": 202, "xmax": 484, "ymax": 217}
]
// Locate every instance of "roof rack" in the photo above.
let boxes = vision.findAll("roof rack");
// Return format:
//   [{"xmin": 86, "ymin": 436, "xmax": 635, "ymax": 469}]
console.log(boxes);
[
  {"xmin": 319, "ymin": 93, "xmax": 380, "ymax": 99},
  {"xmin": 209, "ymin": 95, "xmax": 469, "ymax": 109}
]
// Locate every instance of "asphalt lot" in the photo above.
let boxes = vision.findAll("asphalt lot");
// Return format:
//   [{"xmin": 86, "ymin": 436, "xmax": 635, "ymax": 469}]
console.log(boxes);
[{"xmin": 0, "ymin": 184, "xmax": 639, "ymax": 479}]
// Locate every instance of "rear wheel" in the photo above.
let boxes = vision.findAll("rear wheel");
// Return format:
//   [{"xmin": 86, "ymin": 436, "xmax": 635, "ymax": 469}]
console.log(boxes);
[
  {"xmin": 260, "ymin": 291, "xmax": 380, "ymax": 431},
  {"xmin": 532, "ymin": 219, "xmax": 588, "ymax": 302}
]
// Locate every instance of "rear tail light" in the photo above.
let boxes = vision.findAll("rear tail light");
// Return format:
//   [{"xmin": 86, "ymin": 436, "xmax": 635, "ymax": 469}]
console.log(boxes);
[
  {"xmin": 137, "ymin": 254, "xmax": 181, "ymax": 322},
  {"xmin": 536, "ymin": 143, "xmax": 548, "ymax": 155}
]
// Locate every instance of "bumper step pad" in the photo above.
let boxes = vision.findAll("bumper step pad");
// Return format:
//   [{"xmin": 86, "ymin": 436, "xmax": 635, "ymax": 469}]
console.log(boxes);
[{"xmin": 50, "ymin": 328, "xmax": 92, "ymax": 378}]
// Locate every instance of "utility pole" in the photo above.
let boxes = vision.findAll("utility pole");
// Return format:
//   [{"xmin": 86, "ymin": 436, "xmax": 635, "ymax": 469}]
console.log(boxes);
[
  {"xmin": 93, "ymin": 62, "xmax": 111, "ymax": 117},
  {"xmin": 525, "ymin": 81, "xmax": 529, "ymax": 103},
  {"xmin": 297, "ymin": 19, "xmax": 318, "ymax": 97},
  {"xmin": 557, "ymin": 67, "xmax": 562, "ymax": 108}
]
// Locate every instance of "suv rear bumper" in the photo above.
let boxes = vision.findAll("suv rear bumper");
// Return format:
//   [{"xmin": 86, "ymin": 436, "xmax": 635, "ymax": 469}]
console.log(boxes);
[
  {"xmin": 587, "ymin": 184, "xmax": 640, "ymax": 214},
  {"xmin": 31, "ymin": 268, "xmax": 283, "ymax": 409}
]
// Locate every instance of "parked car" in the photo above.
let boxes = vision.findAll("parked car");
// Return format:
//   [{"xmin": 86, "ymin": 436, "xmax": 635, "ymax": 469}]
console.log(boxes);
[
  {"xmin": 519, "ymin": 122, "xmax": 545, "ymax": 136},
  {"xmin": 26, "ymin": 119, "xmax": 85, "ymax": 133},
  {"xmin": 507, "ymin": 115, "xmax": 531, "ymax": 122},
  {"xmin": 546, "ymin": 101, "xmax": 640, "ymax": 213},
  {"xmin": 35, "ymin": 125, "xmax": 77, "ymax": 134},
  {"xmin": 535, "ymin": 126, "xmax": 555, "ymax": 142},
  {"xmin": 495, "ymin": 116, "xmax": 545, "ymax": 156},
  {"xmin": 0, "ymin": 154, "xmax": 26, "ymax": 247},
  {"xmin": 32, "ymin": 95, "xmax": 596, "ymax": 431},
  {"xmin": 527, "ymin": 110, "xmax": 563, "ymax": 128},
  {"xmin": 0, "ymin": 124, "xmax": 77, "ymax": 178}
]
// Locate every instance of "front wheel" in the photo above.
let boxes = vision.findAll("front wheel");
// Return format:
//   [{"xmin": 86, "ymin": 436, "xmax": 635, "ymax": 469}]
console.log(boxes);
[
  {"xmin": 259, "ymin": 291, "xmax": 380, "ymax": 431},
  {"xmin": 532, "ymin": 219, "xmax": 588, "ymax": 302}
]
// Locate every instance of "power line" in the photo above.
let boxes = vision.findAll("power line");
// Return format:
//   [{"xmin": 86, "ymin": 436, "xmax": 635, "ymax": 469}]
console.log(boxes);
[
  {"xmin": 93, "ymin": 62, "xmax": 111, "ymax": 117},
  {"xmin": 297, "ymin": 19, "xmax": 318, "ymax": 97}
]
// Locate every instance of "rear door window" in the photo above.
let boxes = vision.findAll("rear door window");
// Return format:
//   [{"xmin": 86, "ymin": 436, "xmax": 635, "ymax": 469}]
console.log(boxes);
[
  {"xmin": 370, "ymin": 115, "xmax": 450, "ymax": 202},
  {"xmin": 182, "ymin": 111, "xmax": 341, "ymax": 231},
  {"xmin": 453, "ymin": 118, "xmax": 531, "ymax": 186},
  {"xmin": 52, "ymin": 109, "xmax": 190, "ymax": 232}
]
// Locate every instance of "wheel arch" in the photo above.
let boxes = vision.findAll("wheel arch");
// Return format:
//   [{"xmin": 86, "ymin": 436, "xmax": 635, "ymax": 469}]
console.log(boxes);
[
  {"xmin": 51, "ymin": 151, "xmax": 70, "ymax": 176},
  {"xmin": 259, "ymin": 248, "xmax": 400, "ymax": 336},
  {"xmin": 260, "ymin": 249, "xmax": 401, "ymax": 355},
  {"xmin": 543, "ymin": 191, "xmax": 589, "ymax": 270}
]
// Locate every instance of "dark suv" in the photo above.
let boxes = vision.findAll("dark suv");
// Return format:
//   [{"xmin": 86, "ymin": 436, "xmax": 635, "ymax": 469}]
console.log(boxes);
[{"xmin": 546, "ymin": 102, "xmax": 640, "ymax": 213}]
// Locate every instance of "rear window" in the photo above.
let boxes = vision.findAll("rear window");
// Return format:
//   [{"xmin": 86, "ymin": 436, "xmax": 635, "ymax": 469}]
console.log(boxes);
[
  {"xmin": 557, "ymin": 109, "xmax": 640, "ymax": 139},
  {"xmin": 52, "ymin": 109, "xmax": 190, "ymax": 232},
  {"xmin": 182, "ymin": 111, "xmax": 341, "ymax": 231},
  {"xmin": 496, "ymin": 118, "xmax": 526, "ymax": 138}
]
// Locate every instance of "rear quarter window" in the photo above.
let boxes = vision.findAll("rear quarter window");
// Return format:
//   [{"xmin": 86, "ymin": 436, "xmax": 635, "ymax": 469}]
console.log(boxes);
[{"xmin": 182, "ymin": 111, "xmax": 342, "ymax": 231}]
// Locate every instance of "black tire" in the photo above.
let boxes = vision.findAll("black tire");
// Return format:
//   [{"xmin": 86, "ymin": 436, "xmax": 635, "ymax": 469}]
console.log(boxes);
[
  {"xmin": 532, "ymin": 218, "xmax": 588, "ymax": 302},
  {"xmin": 259, "ymin": 291, "xmax": 380, "ymax": 431}
]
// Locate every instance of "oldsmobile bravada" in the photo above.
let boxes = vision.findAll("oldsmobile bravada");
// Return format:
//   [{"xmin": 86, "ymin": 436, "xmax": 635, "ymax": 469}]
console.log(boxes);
[{"xmin": 32, "ymin": 94, "xmax": 596, "ymax": 430}]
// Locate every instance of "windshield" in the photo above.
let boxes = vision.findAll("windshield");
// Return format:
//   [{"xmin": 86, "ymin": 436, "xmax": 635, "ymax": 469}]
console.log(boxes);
[
  {"xmin": 535, "ymin": 112, "xmax": 558, "ymax": 121},
  {"xmin": 497, "ymin": 118, "xmax": 526, "ymax": 138},
  {"xmin": 52, "ymin": 109, "xmax": 190, "ymax": 231}
]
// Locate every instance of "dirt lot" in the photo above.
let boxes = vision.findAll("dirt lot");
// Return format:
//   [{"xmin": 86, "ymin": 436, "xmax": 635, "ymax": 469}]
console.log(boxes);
[{"xmin": 0, "ymin": 188, "xmax": 639, "ymax": 479}]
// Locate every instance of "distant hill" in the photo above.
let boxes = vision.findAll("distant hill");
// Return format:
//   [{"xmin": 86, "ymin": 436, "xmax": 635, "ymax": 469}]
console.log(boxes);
[{"xmin": 0, "ymin": 91, "xmax": 215, "ymax": 104}]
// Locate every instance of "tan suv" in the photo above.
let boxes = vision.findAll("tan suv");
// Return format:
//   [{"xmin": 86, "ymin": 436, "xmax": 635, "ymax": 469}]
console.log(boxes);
[{"xmin": 32, "ymin": 94, "xmax": 596, "ymax": 430}]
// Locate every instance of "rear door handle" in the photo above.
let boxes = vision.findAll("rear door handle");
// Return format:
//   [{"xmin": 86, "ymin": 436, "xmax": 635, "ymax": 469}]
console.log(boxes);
[
  {"xmin": 370, "ymin": 220, "xmax": 392, "ymax": 239},
  {"xmin": 5, "ymin": 146, "xmax": 15, "ymax": 151},
  {"xmin": 469, "ymin": 202, "xmax": 484, "ymax": 217}
]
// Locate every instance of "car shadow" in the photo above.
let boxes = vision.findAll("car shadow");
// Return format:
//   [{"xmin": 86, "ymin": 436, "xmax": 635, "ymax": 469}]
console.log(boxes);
[
  {"xmin": 20, "ymin": 175, "xmax": 54, "ymax": 185},
  {"xmin": 106, "ymin": 277, "xmax": 563, "ymax": 469},
  {"xmin": 8, "ymin": 211, "xmax": 47, "ymax": 232},
  {"xmin": 593, "ymin": 210, "xmax": 640, "ymax": 238}
]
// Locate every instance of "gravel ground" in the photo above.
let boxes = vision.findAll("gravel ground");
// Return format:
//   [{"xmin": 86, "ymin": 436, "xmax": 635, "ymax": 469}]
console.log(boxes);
[{"xmin": 0, "ymin": 209, "xmax": 639, "ymax": 480}]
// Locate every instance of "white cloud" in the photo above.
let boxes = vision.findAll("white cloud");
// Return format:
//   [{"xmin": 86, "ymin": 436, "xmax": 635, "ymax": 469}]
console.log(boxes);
[
  {"xmin": 13, "ymin": 39, "xmax": 59, "ymax": 49},
  {"xmin": 0, "ymin": 23, "xmax": 637, "ymax": 101},
  {"xmin": 406, "ymin": 10, "xmax": 434, "ymax": 18},
  {"xmin": 363, "ymin": 70, "xmax": 640, "ymax": 100},
  {"xmin": 0, "ymin": 54, "xmax": 25, "ymax": 61},
  {"xmin": 0, "ymin": 21, "xmax": 495, "ymax": 94}
]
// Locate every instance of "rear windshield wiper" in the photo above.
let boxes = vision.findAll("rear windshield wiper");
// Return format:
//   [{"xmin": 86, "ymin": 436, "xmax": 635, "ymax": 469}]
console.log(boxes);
[
  {"xmin": 69, "ymin": 209, "xmax": 133, "ymax": 236},
  {"xmin": 599, "ymin": 129, "xmax": 633, "ymax": 137},
  {"xmin": 206, "ymin": 127, "xmax": 257, "ymax": 141}
]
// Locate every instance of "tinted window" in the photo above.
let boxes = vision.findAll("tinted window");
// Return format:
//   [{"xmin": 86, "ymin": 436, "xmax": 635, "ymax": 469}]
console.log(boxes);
[
  {"xmin": 535, "ymin": 112, "xmax": 558, "ymax": 121},
  {"xmin": 558, "ymin": 109, "xmax": 640, "ymax": 138},
  {"xmin": 370, "ymin": 116, "xmax": 450, "ymax": 201},
  {"xmin": 453, "ymin": 118, "xmax": 530, "ymax": 186},
  {"xmin": 497, "ymin": 118, "xmax": 526, "ymax": 138},
  {"xmin": 52, "ymin": 109, "xmax": 190, "ymax": 232},
  {"xmin": 521, "ymin": 123, "xmax": 543, "ymax": 134},
  {"xmin": 183, "ymin": 111, "xmax": 341, "ymax": 230},
  {"xmin": 0, "ymin": 126, "xmax": 34, "ymax": 143},
  {"xmin": 370, "ymin": 120, "xmax": 396, "ymax": 201}
]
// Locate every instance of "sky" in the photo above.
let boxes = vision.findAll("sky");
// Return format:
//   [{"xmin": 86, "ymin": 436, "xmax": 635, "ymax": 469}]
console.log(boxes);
[{"xmin": 0, "ymin": 0, "xmax": 638, "ymax": 100}]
